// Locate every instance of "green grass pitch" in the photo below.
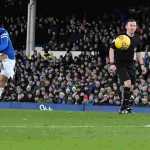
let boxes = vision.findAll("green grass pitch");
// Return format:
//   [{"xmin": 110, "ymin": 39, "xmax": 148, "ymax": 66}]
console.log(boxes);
[{"xmin": 0, "ymin": 109, "xmax": 150, "ymax": 150}]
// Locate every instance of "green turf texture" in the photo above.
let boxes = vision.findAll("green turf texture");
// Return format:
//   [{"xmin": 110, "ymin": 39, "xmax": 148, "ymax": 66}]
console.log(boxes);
[{"xmin": 0, "ymin": 109, "xmax": 150, "ymax": 150}]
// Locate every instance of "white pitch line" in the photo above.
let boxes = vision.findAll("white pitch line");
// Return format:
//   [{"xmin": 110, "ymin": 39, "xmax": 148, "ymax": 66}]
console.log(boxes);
[
  {"xmin": 104, "ymin": 125, "xmax": 150, "ymax": 128},
  {"xmin": 143, "ymin": 124, "xmax": 150, "ymax": 128},
  {"xmin": 0, "ymin": 125, "xmax": 96, "ymax": 128},
  {"xmin": 0, "ymin": 125, "xmax": 150, "ymax": 128}
]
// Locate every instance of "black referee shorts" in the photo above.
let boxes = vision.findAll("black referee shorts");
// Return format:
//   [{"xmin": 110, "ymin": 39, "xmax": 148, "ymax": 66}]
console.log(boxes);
[{"xmin": 116, "ymin": 62, "xmax": 136, "ymax": 85}]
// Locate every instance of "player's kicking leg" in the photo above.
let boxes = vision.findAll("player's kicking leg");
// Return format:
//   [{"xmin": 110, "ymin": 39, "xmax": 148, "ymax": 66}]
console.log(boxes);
[
  {"xmin": 0, "ymin": 58, "xmax": 15, "ymax": 98},
  {"xmin": 0, "ymin": 75, "xmax": 8, "ymax": 97}
]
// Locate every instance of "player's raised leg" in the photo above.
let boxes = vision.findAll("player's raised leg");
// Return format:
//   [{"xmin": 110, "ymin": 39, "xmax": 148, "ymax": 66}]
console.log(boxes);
[{"xmin": 0, "ymin": 75, "xmax": 8, "ymax": 97}]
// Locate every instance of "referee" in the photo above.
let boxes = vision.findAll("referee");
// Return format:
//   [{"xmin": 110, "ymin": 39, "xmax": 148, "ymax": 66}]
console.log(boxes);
[{"xmin": 109, "ymin": 19, "xmax": 147, "ymax": 114}]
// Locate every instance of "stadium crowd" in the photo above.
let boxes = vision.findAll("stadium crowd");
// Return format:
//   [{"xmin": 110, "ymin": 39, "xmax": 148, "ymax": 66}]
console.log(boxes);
[
  {"xmin": 2, "ymin": 50, "xmax": 150, "ymax": 106},
  {"xmin": 0, "ymin": 6, "xmax": 150, "ymax": 52},
  {"xmin": 0, "ymin": 1, "xmax": 150, "ymax": 105}
]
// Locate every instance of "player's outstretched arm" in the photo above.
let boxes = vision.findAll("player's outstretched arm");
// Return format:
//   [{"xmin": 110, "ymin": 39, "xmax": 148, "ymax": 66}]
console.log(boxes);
[{"xmin": 0, "ymin": 33, "xmax": 9, "ymax": 51}]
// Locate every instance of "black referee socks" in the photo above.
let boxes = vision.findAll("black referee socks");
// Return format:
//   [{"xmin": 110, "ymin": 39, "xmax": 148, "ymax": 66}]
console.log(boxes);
[{"xmin": 124, "ymin": 87, "xmax": 131, "ymax": 100}]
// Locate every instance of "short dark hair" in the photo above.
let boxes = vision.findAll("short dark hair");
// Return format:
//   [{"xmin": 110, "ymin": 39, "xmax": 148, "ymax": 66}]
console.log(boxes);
[{"xmin": 125, "ymin": 19, "xmax": 136, "ymax": 25}]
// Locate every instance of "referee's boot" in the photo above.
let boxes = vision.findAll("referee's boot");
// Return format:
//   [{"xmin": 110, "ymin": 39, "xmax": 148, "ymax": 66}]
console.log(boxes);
[
  {"xmin": 126, "ymin": 95, "xmax": 135, "ymax": 113},
  {"xmin": 126, "ymin": 107, "xmax": 132, "ymax": 114},
  {"xmin": 119, "ymin": 99, "xmax": 132, "ymax": 114},
  {"xmin": 119, "ymin": 107, "xmax": 132, "ymax": 114},
  {"xmin": 119, "ymin": 105, "xmax": 128, "ymax": 114}
]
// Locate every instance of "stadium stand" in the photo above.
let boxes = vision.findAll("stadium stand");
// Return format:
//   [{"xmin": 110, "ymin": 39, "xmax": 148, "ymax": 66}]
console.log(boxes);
[
  {"xmin": 0, "ymin": 1, "xmax": 149, "ymax": 105},
  {"xmin": 2, "ymin": 50, "xmax": 149, "ymax": 105}
]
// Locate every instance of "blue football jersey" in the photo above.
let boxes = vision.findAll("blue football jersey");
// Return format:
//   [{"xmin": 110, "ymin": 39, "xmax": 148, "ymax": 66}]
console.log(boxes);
[{"xmin": 0, "ymin": 27, "xmax": 15, "ymax": 59}]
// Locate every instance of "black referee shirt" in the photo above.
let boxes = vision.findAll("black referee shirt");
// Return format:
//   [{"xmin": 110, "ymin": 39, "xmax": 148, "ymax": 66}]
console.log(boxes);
[{"xmin": 110, "ymin": 33, "xmax": 143, "ymax": 64}]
